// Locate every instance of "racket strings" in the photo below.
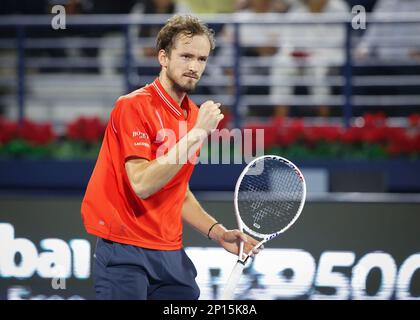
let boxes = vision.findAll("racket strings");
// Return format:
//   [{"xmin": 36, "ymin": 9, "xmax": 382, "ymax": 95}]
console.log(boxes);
[
  {"xmin": 270, "ymin": 167, "xmax": 302, "ymax": 218},
  {"xmin": 253, "ymin": 169, "xmax": 300, "ymax": 223},
  {"xmin": 238, "ymin": 159, "xmax": 304, "ymax": 235}
]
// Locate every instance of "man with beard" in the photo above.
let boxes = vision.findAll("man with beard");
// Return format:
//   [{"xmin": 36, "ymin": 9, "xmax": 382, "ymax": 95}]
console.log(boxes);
[{"xmin": 81, "ymin": 14, "xmax": 261, "ymax": 300}]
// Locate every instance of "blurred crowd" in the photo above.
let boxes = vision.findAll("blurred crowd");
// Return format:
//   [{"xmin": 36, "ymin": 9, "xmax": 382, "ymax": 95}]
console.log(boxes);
[{"xmin": 1, "ymin": 0, "xmax": 420, "ymax": 119}]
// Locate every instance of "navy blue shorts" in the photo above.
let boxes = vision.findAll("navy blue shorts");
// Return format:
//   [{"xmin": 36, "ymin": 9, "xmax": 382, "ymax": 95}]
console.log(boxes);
[{"xmin": 93, "ymin": 237, "xmax": 200, "ymax": 300}]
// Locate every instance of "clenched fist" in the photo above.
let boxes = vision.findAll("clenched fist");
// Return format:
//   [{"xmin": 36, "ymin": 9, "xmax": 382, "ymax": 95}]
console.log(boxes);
[{"xmin": 194, "ymin": 100, "xmax": 224, "ymax": 135}]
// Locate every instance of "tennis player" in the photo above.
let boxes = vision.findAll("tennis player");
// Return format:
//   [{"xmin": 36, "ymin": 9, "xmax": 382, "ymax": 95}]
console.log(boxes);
[{"xmin": 81, "ymin": 14, "xmax": 261, "ymax": 300}]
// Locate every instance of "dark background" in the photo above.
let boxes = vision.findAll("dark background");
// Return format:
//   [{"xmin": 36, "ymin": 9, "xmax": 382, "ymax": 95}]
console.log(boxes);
[{"xmin": 0, "ymin": 195, "xmax": 418, "ymax": 300}]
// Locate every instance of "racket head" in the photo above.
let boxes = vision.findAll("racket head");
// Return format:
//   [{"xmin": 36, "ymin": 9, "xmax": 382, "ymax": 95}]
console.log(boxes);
[{"xmin": 234, "ymin": 155, "xmax": 306, "ymax": 241}]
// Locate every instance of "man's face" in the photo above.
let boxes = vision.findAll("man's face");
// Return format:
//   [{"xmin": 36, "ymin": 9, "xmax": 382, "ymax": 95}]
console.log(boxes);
[{"xmin": 160, "ymin": 34, "xmax": 211, "ymax": 93}]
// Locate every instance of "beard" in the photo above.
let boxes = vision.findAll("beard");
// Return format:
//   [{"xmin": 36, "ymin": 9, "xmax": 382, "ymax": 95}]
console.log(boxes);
[{"xmin": 167, "ymin": 69, "xmax": 198, "ymax": 94}]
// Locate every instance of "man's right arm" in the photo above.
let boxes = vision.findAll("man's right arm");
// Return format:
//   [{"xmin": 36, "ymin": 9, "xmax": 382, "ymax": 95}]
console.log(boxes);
[{"xmin": 125, "ymin": 100, "xmax": 223, "ymax": 199}]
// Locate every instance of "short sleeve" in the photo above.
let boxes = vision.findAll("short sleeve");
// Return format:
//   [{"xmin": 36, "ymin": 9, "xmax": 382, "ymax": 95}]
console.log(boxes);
[{"xmin": 113, "ymin": 97, "xmax": 152, "ymax": 161}]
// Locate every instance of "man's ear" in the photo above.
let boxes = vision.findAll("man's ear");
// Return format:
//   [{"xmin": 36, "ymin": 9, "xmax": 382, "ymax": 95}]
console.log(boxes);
[{"xmin": 158, "ymin": 49, "xmax": 168, "ymax": 68}]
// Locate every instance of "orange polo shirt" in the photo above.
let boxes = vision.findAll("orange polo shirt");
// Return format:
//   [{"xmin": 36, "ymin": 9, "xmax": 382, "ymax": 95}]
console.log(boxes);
[{"xmin": 81, "ymin": 78, "xmax": 200, "ymax": 250}]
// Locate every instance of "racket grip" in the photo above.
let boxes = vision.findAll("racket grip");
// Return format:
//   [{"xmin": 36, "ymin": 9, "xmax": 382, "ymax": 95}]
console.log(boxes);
[{"xmin": 220, "ymin": 261, "xmax": 245, "ymax": 300}]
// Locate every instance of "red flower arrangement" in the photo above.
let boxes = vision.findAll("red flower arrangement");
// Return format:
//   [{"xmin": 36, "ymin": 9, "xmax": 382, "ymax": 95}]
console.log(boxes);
[
  {"xmin": 19, "ymin": 119, "xmax": 56, "ymax": 145},
  {"xmin": 66, "ymin": 116, "xmax": 106, "ymax": 143},
  {"xmin": 0, "ymin": 117, "xmax": 55, "ymax": 145},
  {"xmin": 0, "ymin": 116, "xmax": 106, "ymax": 159},
  {"xmin": 242, "ymin": 112, "xmax": 420, "ymax": 159},
  {"xmin": 0, "ymin": 113, "xmax": 419, "ymax": 160},
  {"xmin": 0, "ymin": 117, "xmax": 57, "ymax": 158},
  {"xmin": 0, "ymin": 117, "xmax": 18, "ymax": 144}
]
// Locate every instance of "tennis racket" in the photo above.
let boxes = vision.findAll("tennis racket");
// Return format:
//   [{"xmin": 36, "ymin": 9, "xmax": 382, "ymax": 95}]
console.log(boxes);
[{"xmin": 221, "ymin": 155, "xmax": 306, "ymax": 300}]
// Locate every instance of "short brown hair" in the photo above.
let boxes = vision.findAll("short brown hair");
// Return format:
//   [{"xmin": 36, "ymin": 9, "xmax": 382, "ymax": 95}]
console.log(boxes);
[{"xmin": 156, "ymin": 15, "xmax": 215, "ymax": 55}]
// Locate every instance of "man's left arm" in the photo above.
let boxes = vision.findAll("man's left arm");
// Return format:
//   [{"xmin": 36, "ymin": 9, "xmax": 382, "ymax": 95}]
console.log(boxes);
[{"xmin": 181, "ymin": 186, "xmax": 261, "ymax": 257}]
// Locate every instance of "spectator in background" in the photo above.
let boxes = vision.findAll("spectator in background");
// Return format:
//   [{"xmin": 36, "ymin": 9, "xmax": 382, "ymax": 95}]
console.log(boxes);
[
  {"xmin": 132, "ymin": 0, "xmax": 176, "ymax": 86},
  {"xmin": 356, "ymin": 0, "xmax": 420, "ymax": 62},
  {"xmin": 354, "ymin": 0, "xmax": 420, "ymax": 115},
  {"xmin": 137, "ymin": 0, "xmax": 176, "ymax": 57},
  {"xmin": 2, "ymin": 0, "xmax": 97, "ymax": 73},
  {"xmin": 217, "ymin": 0, "xmax": 292, "ymax": 118},
  {"xmin": 95, "ymin": 0, "xmax": 140, "ymax": 77},
  {"xmin": 175, "ymin": 0, "xmax": 238, "ymax": 34},
  {"xmin": 48, "ymin": 0, "xmax": 90, "ymax": 72},
  {"xmin": 176, "ymin": 0, "xmax": 236, "ymax": 14},
  {"xmin": 88, "ymin": 0, "xmax": 137, "ymax": 14},
  {"xmin": 271, "ymin": 0, "xmax": 349, "ymax": 118},
  {"xmin": 0, "ymin": 1, "xmax": 49, "ymax": 114}
]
